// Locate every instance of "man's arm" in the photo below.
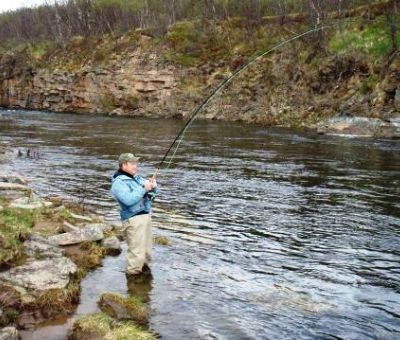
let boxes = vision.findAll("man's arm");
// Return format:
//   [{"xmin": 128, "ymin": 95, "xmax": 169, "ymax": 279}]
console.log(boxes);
[{"xmin": 111, "ymin": 178, "xmax": 147, "ymax": 206}]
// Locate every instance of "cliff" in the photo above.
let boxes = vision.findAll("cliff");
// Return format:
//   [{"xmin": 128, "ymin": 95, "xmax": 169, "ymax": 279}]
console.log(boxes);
[{"xmin": 0, "ymin": 17, "xmax": 399, "ymax": 136}]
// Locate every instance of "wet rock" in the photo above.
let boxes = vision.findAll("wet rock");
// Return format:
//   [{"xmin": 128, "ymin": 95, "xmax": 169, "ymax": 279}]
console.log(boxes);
[
  {"xmin": 316, "ymin": 116, "xmax": 400, "ymax": 138},
  {"xmin": 24, "ymin": 233, "xmax": 64, "ymax": 258},
  {"xmin": 9, "ymin": 194, "xmax": 52, "ymax": 210},
  {"xmin": 48, "ymin": 225, "xmax": 104, "ymax": 246},
  {"xmin": 0, "ymin": 257, "xmax": 77, "ymax": 291},
  {"xmin": 109, "ymin": 108, "xmax": 126, "ymax": 116},
  {"xmin": 102, "ymin": 236, "xmax": 121, "ymax": 255},
  {"xmin": 0, "ymin": 326, "xmax": 19, "ymax": 340}
]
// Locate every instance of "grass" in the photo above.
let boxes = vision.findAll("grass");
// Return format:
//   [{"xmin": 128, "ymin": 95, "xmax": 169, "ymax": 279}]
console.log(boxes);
[
  {"xmin": 34, "ymin": 279, "xmax": 80, "ymax": 317},
  {"xmin": 64, "ymin": 241, "xmax": 107, "ymax": 272},
  {"xmin": 0, "ymin": 206, "xmax": 34, "ymax": 269},
  {"xmin": 153, "ymin": 235, "xmax": 170, "ymax": 246},
  {"xmin": 329, "ymin": 16, "xmax": 400, "ymax": 61},
  {"xmin": 71, "ymin": 312, "xmax": 155, "ymax": 340}
]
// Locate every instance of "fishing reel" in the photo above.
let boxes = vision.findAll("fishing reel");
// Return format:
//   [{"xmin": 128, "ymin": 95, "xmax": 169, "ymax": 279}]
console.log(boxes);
[{"xmin": 144, "ymin": 191, "xmax": 156, "ymax": 202}]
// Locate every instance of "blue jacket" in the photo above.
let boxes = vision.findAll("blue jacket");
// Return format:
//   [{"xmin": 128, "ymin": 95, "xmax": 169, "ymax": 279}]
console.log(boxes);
[{"xmin": 111, "ymin": 171, "xmax": 158, "ymax": 221}]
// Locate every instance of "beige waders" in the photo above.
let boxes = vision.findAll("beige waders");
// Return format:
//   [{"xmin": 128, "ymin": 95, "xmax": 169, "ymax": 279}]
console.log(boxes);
[{"xmin": 122, "ymin": 214, "xmax": 152, "ymax": 275}]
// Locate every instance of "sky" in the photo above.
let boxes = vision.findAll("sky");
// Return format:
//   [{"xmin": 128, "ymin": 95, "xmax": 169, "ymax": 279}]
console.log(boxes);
[{"xmin": 0, "ymin": 0, "xmax": 53, "ymax": 13}]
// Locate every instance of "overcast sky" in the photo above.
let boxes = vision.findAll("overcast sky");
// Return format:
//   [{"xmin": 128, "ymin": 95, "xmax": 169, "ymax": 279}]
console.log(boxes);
[{"xmin": 0, "ymin": 0, "xmax": 53, "ymax": 13}]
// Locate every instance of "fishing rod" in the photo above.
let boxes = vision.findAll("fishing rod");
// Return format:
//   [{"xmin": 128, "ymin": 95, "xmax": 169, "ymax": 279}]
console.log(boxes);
[{"xmin": 152, "ymin": 17, "xmax": 358, "ymax": 180}]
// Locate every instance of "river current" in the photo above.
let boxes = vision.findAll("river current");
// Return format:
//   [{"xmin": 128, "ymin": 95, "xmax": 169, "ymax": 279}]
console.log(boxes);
[{"xmin": 0, "ymin": 109, "xmax": 399, "ymax": 339}]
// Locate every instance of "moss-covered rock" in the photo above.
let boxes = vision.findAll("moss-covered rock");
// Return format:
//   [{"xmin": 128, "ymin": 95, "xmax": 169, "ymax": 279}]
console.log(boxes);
[
  {"xmin": 70, "ymin": 312, "xmax": 155, "ymax": 340},
  {"xmin": 99, "ymin": 293, "xmax": 148, "ymax": 325}
]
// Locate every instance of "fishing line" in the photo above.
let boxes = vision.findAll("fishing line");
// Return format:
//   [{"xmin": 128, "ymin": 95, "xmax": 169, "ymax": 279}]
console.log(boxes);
[{"xmin": 153, "ymin": 17, "xmax": 361, "ymax": 178}]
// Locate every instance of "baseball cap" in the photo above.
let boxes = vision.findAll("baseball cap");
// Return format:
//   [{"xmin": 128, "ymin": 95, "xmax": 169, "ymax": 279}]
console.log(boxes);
[{"xmin": 118, "ymin": 153, "xmax": 140, "ymax": 166}]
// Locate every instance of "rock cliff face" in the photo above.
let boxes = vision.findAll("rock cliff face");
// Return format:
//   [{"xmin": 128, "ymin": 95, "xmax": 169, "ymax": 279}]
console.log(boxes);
[
  {"xmin": 0, "ymin": 37, "xmax": 399, "ymax": 137},
  {"xmin": 0, "ymin": 49, "xmax": 180, "ymax": 118}
]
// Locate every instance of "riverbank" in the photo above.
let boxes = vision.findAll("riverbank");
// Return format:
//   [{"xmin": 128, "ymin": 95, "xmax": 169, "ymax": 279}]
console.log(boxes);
[
  {"xmin": 0, "ymin": 160, "xmax": 155, "ymax": 338},
  {"xmin": 0, "ymin": 9, "xmax": 399, "ymax": 138}
]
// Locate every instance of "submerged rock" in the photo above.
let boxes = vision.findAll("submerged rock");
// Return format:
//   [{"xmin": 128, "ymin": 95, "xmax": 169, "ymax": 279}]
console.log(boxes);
[
  {"xmin": 0, "ymin": 326, "xmax": 19, "ymax": 340},
  {"xmin": 0, "ymin": 258, "xmax": 77, "ymax": 291},
  {"xmin": 48, "ymin": 225, "xmax": 104, "ymax": 246}
]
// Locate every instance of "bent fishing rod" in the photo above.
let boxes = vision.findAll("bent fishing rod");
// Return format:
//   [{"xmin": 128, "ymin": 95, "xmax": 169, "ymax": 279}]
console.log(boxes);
[{"xmin": 151, "ymin": 18, "xmax": 359, "ymax": 181}]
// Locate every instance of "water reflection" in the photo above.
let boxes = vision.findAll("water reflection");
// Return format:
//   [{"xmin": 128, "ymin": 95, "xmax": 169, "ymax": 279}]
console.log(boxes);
[{"xmin": 1, "ymin": 109, "xmax": 400, "ymax": 339}]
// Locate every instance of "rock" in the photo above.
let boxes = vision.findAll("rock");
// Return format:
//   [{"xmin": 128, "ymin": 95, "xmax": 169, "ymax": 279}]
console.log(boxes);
[
  {"xmin": 70, "ymin": 213, "xmax": 93, "ymax": 222},
  {"xmin": 315, "ymin": 116, "xmax": 400, "ymax": 139},
  {"xmin": 48, "ymin": 225, "xmax": 104, "ymax": 246},
  {"xmin": 9, "ymin": 194, "xmax": 52, "ymax": 210},
  {"xmin": 0, "ymin": 206, "xmax": 3, "ymax": 212},
  {"xmin": 0, "ymin": 183, "xmax": 29, "ymax": 191},
  {"xmin": 24, "ymin": 234, "xmax": 64, "ymax": 258},
  {"xmin": 109, "ymin": 108, "xmax": 126, "ymax": 116},
  {"xmin": 0, "ymin": 326, "xmax": 19, "ymax": 340},
  {"xmin": 0, "ymin": 258, "xmax": 77, "ymax": 291},
  {"xmin": 84, "ymin": 223, "xmax": 113, "ymax": 233},
  {"xmin": 102, "ymin": 236, "xmax": 121, "ymax": 255},
  {"xmin": 62, "ymin": 221, "xmax": 80, "ymax": 233},
  {"xmin": 98, "ymin": 293, "xmax": 147, "ymax": 324}
]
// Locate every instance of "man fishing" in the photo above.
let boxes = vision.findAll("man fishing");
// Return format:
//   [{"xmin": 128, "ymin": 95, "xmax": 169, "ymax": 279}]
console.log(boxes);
[{"xmin": 111, "ymin": 153, "xmax": 158, "ymax": 277}]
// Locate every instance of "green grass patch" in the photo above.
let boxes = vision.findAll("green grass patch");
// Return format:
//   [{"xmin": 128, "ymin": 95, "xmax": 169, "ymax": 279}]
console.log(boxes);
[
  {"xmin": 0, "ymin": 207, "xmax": 34, "ymax": 268},
  {"xmin": 72, "ymin": 312, "xmax": 155, "ymax": 340},
  {"xmin": 329, "ymin": 16, "xmax": 400, "ymax": 61}
]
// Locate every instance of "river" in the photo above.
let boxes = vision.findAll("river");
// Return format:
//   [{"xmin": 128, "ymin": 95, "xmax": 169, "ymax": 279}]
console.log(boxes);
[{"xmin": 1, "ymin": 109, "xmax": 399, "ymax": 339}]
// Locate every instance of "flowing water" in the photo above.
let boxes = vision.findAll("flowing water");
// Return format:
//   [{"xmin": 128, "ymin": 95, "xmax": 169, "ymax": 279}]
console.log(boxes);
[{"xmin": 1, "ymin": 109, "xmax": 399, "ymax": 339}]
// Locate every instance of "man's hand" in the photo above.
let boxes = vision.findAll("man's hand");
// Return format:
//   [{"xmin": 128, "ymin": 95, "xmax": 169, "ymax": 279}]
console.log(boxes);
[
  {"xmin": 144, "ymin": 180, "xmax": 153, "ymax": 191},
  {"xmin": 150, "ymin": 178, "xmax": 157, "ymax": 189}
]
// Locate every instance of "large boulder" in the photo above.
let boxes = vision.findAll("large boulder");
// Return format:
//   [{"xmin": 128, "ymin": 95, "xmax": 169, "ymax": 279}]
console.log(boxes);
[
  {"xmin": 48, "ymin": 225, "xmax": 104, "ymax": 246},
  {"xmin": 0, "ymin": 258, "xmax": 77, "ymax": 291},
  {"xmin": 24, "ymin": 234, "xmax": 65, "ymax": 258}
]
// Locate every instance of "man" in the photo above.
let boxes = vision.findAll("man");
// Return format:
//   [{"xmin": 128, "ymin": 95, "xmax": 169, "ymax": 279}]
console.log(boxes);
[{"xmin": 111, "ymin": 153, "xmax": 158, "ymax": 276}]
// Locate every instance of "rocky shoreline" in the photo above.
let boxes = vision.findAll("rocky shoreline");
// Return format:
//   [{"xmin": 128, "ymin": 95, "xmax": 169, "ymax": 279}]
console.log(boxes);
[{"xmin": 0, "ymin": 166, "xmax": 156, "ymax": 339}]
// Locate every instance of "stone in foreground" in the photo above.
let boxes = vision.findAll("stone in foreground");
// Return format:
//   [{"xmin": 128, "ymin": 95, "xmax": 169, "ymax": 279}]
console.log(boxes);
[
  {"xmin": 102, "ymin": 236, "xmax": 121, "ymax": 255},
  {"xmin": 0, "ymin": 258, "xmax": 77, "ymax": 291},
  {"xmin": 48, "ymin": 225, "xmax": 104, "ymax": 246}
]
